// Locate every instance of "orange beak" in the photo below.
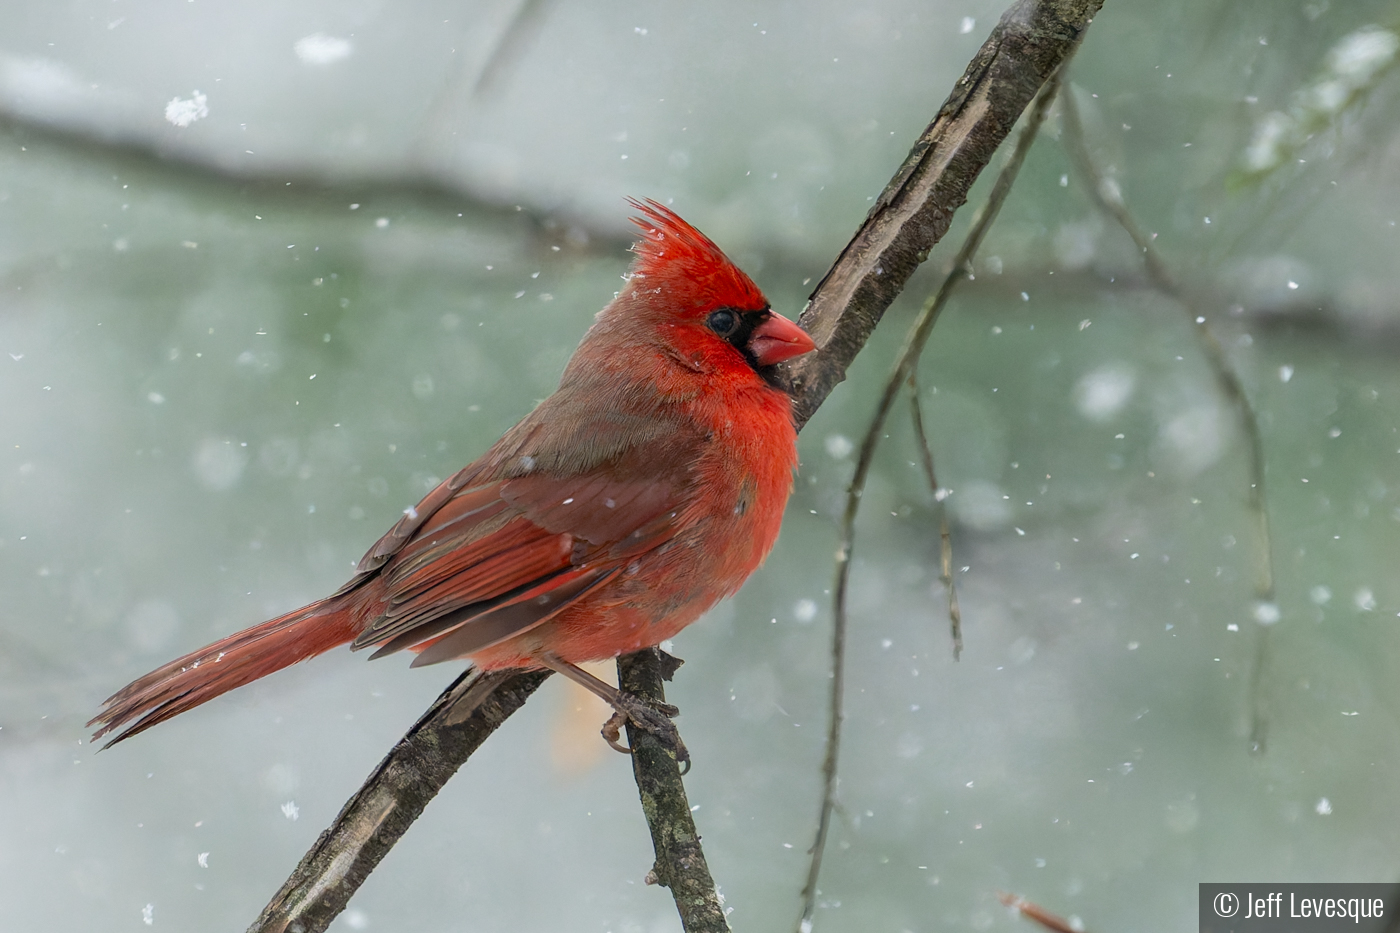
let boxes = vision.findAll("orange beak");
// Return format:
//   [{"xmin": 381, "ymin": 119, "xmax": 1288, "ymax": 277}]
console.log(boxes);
[{"xmin": 748, "ymin": 311, "xmax": 817, "ymax": 367}]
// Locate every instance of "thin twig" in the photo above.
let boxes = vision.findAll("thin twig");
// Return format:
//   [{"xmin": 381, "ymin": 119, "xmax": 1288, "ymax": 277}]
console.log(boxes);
[
  {"xmin": 1058, "ymin": 82, "xmax": 1277, "ymax": 754},
  {"xmin": 250, "ymin": 2, "xmax": 1106, "ymax": 929},
  {"xmin": 412, "ymin": 0, "xmax": 558, "ymax": 157},
  {"xmin": 998, "ymin": 891, "xmax": 1091, "ymax": 933},
  {"xmin": 617, "ymin": 650, "xmax": 730, "ymax": 933},
  {"xmin": 471, "ymin": 0, "xmax": 556, "ymax": 96},
  {"xmin": 907, "ymin": 373, "xmax": 964, "ymax": 658},
  {"xmin": 797, "ymin": 74, "xmax": 1065, "ymax": 933}
]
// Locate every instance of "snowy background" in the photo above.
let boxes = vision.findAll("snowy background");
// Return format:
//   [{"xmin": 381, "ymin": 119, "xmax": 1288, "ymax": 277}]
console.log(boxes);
[{"xmin": 2, "ymin": 1, "xmax": 1400, "ymax": 931}]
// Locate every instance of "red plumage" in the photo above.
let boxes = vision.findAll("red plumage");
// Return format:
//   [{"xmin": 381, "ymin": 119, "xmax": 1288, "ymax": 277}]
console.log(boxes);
[
  {"xmin": 90, "ymin": 199, "xmax": 816, "ymax": 747},
  {"xmin": 627, "ymin": 200, "xmax": 768, "ymax": 313}
]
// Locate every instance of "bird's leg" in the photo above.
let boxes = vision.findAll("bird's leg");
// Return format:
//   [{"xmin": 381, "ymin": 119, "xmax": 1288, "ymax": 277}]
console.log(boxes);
[{"xmin": 539, "ymin": 654, "xmax": 688, "ymax": 768}]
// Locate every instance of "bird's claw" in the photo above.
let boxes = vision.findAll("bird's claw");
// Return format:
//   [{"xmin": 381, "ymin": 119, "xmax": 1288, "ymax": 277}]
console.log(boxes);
[
  {"xmin": 602, "ymin": 710, "xmax": 631, "ymax": 754},
  {"xmin": 601, "ymin": 692, "xmax": 690, "ymax": 773}
]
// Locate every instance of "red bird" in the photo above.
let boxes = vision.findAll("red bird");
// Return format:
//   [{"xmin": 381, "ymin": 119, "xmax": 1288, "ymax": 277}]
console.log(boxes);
[{"xmin": 91, "ymin": 199, "xmax": 816, "ymax": 755}]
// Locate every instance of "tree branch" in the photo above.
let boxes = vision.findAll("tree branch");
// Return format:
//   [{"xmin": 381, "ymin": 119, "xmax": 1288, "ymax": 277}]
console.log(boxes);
[{"xmin": 617, "ymin": 650, "xmax": 731, "ymax": 933}]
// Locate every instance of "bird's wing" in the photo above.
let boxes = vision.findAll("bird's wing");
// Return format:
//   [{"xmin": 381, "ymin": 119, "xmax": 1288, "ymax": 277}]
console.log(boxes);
[{"xmin": 348, "ymin": 410, "xmax": 703, "ymax": 663}]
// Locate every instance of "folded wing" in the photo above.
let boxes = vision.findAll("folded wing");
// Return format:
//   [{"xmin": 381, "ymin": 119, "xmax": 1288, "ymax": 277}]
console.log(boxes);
[{"xmin": 349, "ymin": 426, "xmax": 701, "ymax": 665}]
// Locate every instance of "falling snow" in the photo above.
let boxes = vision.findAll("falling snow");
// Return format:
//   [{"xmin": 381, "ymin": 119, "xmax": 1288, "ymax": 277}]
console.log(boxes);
[{"xmin": 164, "ymin": 91, "xmax": 208, "ymax": 127}]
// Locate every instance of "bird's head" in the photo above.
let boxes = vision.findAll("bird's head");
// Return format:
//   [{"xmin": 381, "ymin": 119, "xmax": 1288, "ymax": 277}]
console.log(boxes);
[{"xmin": 622, "ymin": 198, "xmax": 816, "ymax": 372}]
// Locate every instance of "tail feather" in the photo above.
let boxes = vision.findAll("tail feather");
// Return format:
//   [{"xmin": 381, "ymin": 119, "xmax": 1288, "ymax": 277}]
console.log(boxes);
[{"xmin": 89, "ymin": 598, "xmax": 359, "ymax": 747}]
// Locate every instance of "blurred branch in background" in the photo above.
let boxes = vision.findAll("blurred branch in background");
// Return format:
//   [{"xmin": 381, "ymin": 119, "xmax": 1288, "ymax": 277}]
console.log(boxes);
[
  {"xmin": 471, "ymin": 0, "xmax": 557, "ymax": 98},
  {"xmin": 414, "ymin": 0, "xmax": 559, "ymax": 158},
  {"xmin": 1217, "ymin": 18, "xmax": 1400, "ymax": 290},
  {"xmin": 1234, "ymin": 24, "xmax": 1399, "ymax": 185},
  {"xmin": 799, "ymin": 72, "xmax": 1064, "ymax": 933},
  {"xmin": 243, "ymin": 1, "xmax": 1105, "ymax": 930},
  {"xmin": 1059, "ymin": 81, "xmax": 1279, "ymax": 754},
  {"xmin": 0, "ymin": 109, "xmax": 630, "ymax": 257}
]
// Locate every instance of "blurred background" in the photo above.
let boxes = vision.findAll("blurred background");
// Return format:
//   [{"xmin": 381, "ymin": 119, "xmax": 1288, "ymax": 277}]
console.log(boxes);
[{"xmin": 3, "ymin": 0, "xmax": 1399, "ymax": 930}]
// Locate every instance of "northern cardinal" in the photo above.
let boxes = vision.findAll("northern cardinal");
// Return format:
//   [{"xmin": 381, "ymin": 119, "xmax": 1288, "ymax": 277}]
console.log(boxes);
[{"xmin": 90, "ymin": 199, "xmax": 816, "ymax": 756}]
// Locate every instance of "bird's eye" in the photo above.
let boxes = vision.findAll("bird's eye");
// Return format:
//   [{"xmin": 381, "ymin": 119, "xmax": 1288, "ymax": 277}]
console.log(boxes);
[{"xmin": 707, "ymin": 309, "xmax": 739, "ymax": 337}]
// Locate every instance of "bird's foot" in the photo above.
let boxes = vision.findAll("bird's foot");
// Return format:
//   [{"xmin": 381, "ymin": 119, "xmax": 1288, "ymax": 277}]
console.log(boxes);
[
  {"xmin": 602, "ymin": 692, "xmax": 690, "ymax": 773},
  {"xmin": 534, "ymin": 653, "xmax": 690, "ymax": 771}
]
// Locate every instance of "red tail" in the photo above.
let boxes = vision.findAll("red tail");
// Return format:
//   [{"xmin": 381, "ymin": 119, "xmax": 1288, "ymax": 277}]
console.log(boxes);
[{"xmin": 89, "ymin": 598, "xmax": 359, "ymax": 748}]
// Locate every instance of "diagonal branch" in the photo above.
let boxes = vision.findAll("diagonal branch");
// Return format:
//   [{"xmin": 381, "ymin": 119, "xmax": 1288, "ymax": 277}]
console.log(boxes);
[{"xmin": 248, "ymin": 2, "xmax": 1107, "ymax": 931}]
